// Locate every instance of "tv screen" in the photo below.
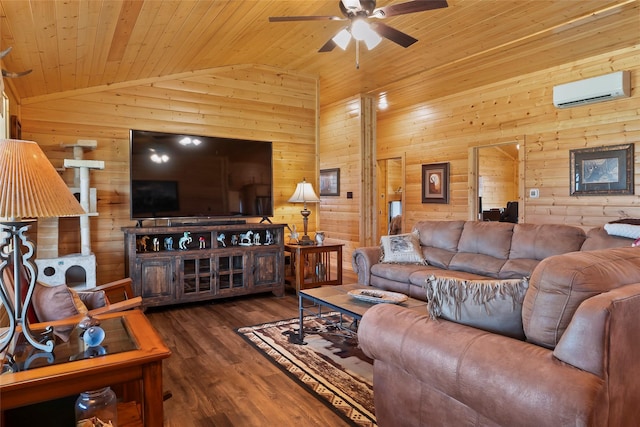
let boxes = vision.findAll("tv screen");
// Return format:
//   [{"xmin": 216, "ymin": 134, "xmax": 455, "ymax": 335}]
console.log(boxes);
[{"xmin": 130, "ymin": 130, "xmax": 273, "ymax": 221}]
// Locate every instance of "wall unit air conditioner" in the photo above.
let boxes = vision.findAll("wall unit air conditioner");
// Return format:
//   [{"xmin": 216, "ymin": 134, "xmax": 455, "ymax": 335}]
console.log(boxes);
[{"xmin": 553, "ymin": 71, "xmax": 631, "ymax": 108}]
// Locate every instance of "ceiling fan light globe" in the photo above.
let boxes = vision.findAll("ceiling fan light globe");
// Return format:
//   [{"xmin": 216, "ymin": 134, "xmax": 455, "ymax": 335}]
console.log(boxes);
[
  {"xmin": 363, "ymin": 31, "xmax": 382, "ymax": 49},
  {"xmin": 333, "ymin": 29, "xmax": 352, "ymax": 50},
  {"xmin": 351, "ymin": 19, "xmax": 371, "ymax": 41}
]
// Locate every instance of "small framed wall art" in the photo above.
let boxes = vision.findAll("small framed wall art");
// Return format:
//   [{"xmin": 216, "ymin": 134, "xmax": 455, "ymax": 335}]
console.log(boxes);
[
  {"xmin": 422, "ymin": 162, "xmax": 449, "ymax": 204},
  {"xmin": 570, "ymin": 143, "xmax": 634, "ymax": 196},
  {"xmin": 320, "ymin": 168, "xmax": 340, "ymax": 196}
]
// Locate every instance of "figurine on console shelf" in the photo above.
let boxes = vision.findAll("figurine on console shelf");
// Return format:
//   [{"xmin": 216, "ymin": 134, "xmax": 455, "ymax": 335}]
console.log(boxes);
[
  {"xmin": 136, "ymin": 235, "xmax": 149, "ymax": 252},
  {"xmin": 164, "ymin": 236, "xmax": 174, "ymax": 251},
  {"xmin": 265, "ymin": 230, "xmax": 275, "ymax": 245},
  {"xmin": 179, "ymin": 231, "xmax": 192, "ymax": 250},
  {"xmin": 239, "ymin": 231, "xmax": 253, "ymax": 246}
]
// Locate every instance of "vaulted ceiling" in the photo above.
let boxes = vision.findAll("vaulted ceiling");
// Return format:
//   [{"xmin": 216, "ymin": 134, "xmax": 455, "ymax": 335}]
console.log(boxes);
[{"xmin": 1, "ymin": 0, "xmax": 638, "ymax": 108}]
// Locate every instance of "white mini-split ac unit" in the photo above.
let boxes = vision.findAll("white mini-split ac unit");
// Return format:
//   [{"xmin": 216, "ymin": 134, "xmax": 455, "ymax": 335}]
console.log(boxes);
[{"xmin": 553, "ymin": 71, "xmax": 631, "ymax": 108}]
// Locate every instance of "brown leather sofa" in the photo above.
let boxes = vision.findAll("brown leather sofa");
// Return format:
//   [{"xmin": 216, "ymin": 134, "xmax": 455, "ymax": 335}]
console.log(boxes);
[
  {"xmin": 352, "ymin": 220, "xmax": 632, "ymax": 301},
  {"xmin": 354, "ymin": 221, "xmax": 640, "ymax": 426}
]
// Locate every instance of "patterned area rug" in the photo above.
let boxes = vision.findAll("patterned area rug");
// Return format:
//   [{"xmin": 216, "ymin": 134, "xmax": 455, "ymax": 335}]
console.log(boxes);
[{"xmin": 236, "ymin": 313, "xmax": 376, "ymax": 427}]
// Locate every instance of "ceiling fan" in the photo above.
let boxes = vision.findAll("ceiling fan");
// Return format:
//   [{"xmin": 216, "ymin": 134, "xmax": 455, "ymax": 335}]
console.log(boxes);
[{"xmin": 269, "ymin": 0, "xmax": 448, "ymax": 53}]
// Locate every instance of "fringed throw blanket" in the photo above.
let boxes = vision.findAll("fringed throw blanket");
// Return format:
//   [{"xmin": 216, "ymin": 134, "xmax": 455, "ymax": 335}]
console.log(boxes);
[{"xmin": 424, "ymin": 275, "xmax": 529, "ymax": 339}]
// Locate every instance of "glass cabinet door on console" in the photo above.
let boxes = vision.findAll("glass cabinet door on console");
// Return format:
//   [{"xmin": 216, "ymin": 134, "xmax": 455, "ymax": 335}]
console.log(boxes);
[
  {"xmin": 180, "ymin": 256, "xmax": 214, "ymax": 300},
  {"xmin": 217, "ymin": 252, "xmax": 246, "ymax": 294}
]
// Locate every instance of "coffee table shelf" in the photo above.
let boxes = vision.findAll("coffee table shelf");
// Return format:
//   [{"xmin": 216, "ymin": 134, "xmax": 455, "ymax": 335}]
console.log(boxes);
[{"xmin": 297, "ymin": 284, "xmax": 426, "ymax": 344}]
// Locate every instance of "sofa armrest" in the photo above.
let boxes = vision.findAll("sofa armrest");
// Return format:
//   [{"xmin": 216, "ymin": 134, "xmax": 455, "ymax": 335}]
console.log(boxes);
[
  {"xmin": 351, "ymin": 246, "xmax": 380, "ymax": 286},
  {"xmin": 554, "ymin": 282, "xmax": 640, "ymax": 377}
]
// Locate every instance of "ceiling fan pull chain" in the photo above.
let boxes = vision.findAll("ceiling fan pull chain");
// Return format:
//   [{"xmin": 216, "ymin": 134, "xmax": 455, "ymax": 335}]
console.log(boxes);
[{"xmin": 356, "ymin": 40, "xmax": 360, "ymax": 69}]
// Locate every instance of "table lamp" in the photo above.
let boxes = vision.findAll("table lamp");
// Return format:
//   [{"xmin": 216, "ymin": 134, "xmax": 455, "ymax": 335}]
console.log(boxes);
[
  {"xmin": 0, "ymin": 139, "xmax": 86, "ymax": 353},
  {"xmin": 288, "ymin": 178, "xmax": 320, "ymax": 246}
]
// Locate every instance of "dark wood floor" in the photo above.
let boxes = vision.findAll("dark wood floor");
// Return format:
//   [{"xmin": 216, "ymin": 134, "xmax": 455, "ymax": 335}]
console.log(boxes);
[{"xmin": 146, "ymin": 276, "xmax": 357, "ymax": 426}]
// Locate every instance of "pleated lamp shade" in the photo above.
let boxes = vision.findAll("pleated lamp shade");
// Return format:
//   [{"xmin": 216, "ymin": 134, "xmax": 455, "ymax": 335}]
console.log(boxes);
[
  {"xmin": 0, "ymin": 139, "xmax": 86, "ymax": 221},
  {"xmin": 288, "ymin": 179, "xmax": 320, "ymax": 205}
]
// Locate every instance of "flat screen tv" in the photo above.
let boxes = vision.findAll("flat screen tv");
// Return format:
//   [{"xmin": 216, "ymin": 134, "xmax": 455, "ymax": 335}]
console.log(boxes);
[{"xmin": 130, "ymin": 130, "xmax": 273, "ymax": 222}]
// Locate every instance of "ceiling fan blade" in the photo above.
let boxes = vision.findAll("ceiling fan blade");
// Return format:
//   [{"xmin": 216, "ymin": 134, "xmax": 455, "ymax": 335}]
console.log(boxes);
[
  {"xmin": 373, "ymin": 0, "xmax": 448, "ymax": 18},
  {"xmin": 370, "ymin": 22, "xmax": 418, "ymax": 48},
  {"xmin": 318, "ymin": 38, "xmax": 338, "ymax": 53},
  {"xmin": 269, "ymin": 15, "xmax": 344, "ymax": 22}
]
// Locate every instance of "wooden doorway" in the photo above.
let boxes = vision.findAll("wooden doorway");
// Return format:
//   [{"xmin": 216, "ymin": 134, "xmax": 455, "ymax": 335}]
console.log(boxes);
[
  {"xmin": 376, "ymin": 156, "xmax": 404, "ymax": 242},
  {"xmin": 469, "ymin": 141, "xmax": 524, "ymax": 222}
]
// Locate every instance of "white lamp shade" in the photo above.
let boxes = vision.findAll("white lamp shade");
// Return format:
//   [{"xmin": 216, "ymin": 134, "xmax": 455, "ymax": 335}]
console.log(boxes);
[
  {"xmin": 288, "ymin": 179, "xmax": 320, "ymax": 204},
  {"xmin": 0, "ymin": 139, "xmax": 86, "ymax": 221},
  {"xmin": 332, "ymin": 28, "xmax": 352, "ymax": 50}
]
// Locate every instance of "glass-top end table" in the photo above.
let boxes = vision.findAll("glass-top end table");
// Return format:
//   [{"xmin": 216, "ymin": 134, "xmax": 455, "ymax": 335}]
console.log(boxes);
[{"xmin": 1, "ymin": 316, "xmax": 138, "ymax": 374}]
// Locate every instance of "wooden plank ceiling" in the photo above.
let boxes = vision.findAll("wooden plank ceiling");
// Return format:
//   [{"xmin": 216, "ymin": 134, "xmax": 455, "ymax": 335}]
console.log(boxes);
[{"xmin": 1, "ymin": 0, "xmax": 638, "ymax": 108}]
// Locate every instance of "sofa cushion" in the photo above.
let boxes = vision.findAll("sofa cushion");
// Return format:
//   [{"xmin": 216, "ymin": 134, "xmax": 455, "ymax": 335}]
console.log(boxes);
[
  {"xmin": 581, "ymin": 226, "xmax": 634, "ymax": 251},
  {"xmin": 456, "ymin": 221, "xmax": 514, "ymax": 259},
  {"xmin": 448, "ymin": 253, "xmax": 506, "ymax": 278},
  {"xmin": 509, "ymin": 223, "xmax": 586, "ymax": 259},
  {"xmin": 371, "ymin": 263, "xmax": 434, "ymax": 284},
  {"xmin": 379, "ymin": 232, "xmax": 426, "ymax": 264},
  {"xmin": 421, "ymin": 247, "xmax": 457, "ymax": 269},
  {"xmin": 414, "ymin": 220, "xmax": 465, "ymax": 252},
  {"xmin": 497, "ymin": 258, "xmax": 540, "ymax": 279},
  {"xmin": 498, "ymin": 223, "xmax": 586, "ymax": 279},
  {"xmin": 424, "ymin": 275, "xmax": 528, "ymax": 339},
  {"xmin": 523, "ymin": 247, "xmax": 640, "ymax": 349}
]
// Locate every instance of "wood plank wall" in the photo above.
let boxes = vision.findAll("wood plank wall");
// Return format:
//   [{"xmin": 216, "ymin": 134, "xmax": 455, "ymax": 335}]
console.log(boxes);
[
  {"xmin": 318, "ymin": 45, "xmax": 639, "ymax": 272},
  {"xmin": 12, "ymin": 45, "xmax": 640, "ymax": 285},
  {"xmin": 377, "ymin": 45, "xmax": 640, "ymax": 230},
  {"xmin": 318, "ymin": 96, "xmax": 364, "ymax": 271},
  {"xmin": 18, "ymin": 65, "xmax": 317, "ymax": 284}
]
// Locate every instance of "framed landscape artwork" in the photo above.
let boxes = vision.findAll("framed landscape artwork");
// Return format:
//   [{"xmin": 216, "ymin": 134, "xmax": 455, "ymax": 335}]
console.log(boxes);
[
  {"xmin": 570, "ymin": 144, "xmax": 634, "ymax": 196},
  {"xmin": 422, "ymin": 162, "xmax": 449, "ymax": 204},
  {"xmin": 320, "ymin": 168, "xmax": 340, "ymax": 196}
]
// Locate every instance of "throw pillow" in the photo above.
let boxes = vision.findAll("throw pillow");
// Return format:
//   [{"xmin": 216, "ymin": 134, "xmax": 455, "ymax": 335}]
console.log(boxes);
[
  {"xmin": 379, "ymin": 232, "xmax": 426, "ymax": 265},
  {"xmin": 77, "ymin": 290, "xmax": 107, "ymax": 310},
  {"xmin": 424, "ymin": 275, "xmax": 529, "ymax": 339},
  {"xmin": 32, "ymin": 282, "xmax": 89, "ymax": 323},
  {"xmin": 604, "ymin": 220, "xmax": 640, "ymax": 240},
  {"xmin": 31, "ymin": 283, "xmax": 90, "ymax": 342}
]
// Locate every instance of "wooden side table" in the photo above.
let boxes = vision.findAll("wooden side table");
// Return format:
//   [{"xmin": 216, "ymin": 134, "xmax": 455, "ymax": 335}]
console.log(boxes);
[
  {"xmin": 0, "ymin": 310, "xmax": 171, "ymax": 427},
  {"xmin": 285, "ymin": 243, "xmax": 343, "ymax": 293}
]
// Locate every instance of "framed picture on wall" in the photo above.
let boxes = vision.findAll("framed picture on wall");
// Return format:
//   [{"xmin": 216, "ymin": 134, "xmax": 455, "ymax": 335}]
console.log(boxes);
[
  {"xmin": 320, "ymin": 168, "xmax": 340, "ymax": 196},
  {"xmin": 422, "ymin": 162, "xmax": 449, "ymax": 204},
  {"xmin": 570, "ymin": 144, "xmax": 634, "ymax": 196}
]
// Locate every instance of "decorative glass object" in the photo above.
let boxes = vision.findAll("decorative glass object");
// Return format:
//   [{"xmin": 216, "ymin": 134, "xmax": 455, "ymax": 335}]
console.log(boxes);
[{"xmin": 75, "ymin": 387, "xmax": 118, "ymax": 427}]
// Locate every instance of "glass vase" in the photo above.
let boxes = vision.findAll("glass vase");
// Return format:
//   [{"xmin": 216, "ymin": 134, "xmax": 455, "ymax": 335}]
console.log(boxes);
[{"xmin": 75, "ymin": 386, "xmax": 118, "ymax": 427}]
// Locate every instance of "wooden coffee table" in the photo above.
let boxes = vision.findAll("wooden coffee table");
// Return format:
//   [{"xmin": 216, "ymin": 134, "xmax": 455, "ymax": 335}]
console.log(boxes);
[{"xmin": 296, "ymin": 284, "xmax": 427, "ymax": 343}]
